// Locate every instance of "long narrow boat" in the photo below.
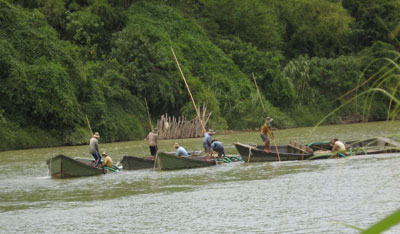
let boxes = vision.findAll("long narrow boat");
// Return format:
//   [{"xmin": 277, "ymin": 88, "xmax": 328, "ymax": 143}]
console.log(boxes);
[
  {"xmin": 120, "ymin": 150, "xmax": 202, "ymax": 170},
  {"xmin": 233, "ymin": 143, "xmax": 313, "ymax": 162},
  {"xmin": 309, "ymin": 137, "xmax": 400, "ymax": 159},
  {"xmin": 157, "ymin": 152, "xmax": 217, "ymax": 170},
  {"xmin": 308, "ymin": 137, "xmax": 400, "ymax": 153},
  {"xmin": 46, "ymin": 155, "xmax": 105, "ymax": 179},
  {"xmin": 120, "ymin": 156, "xmax": 155, "ymax": 170},
  {"xmin": 234, "ymin": 137, "xmax": 400, "ymax": 162}
]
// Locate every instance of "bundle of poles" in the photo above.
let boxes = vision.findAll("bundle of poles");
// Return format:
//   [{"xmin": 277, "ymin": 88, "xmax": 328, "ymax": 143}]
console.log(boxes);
[{"xmin": 156, "ymin": 106, "xmax": 211, "ymax": 140}]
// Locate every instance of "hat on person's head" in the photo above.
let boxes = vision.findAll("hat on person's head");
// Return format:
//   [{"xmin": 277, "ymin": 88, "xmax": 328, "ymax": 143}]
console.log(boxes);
[
  {"xmin": 174, "ymin": 143, "xmax": 179, "ymax": 148},
  {"xmin": 93, "ymin": 132, "xmax": 100, "ymax": 138},
  {"xmin": 208, "ymin": 129, "xmax": 216, "ymax": 135},
  {"xmin": 266, "ymin": 117, "xmax": 273, "ymax": 123},
  {"xmin": 102, "ymin": 151, "xmax": 107, "ymax": 156}
]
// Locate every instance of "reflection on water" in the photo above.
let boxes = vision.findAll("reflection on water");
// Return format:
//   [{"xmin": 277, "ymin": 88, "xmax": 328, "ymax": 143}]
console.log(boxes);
[{"xmin": 1, "ymin": 121, "xmax": 400, "ymax": 233}]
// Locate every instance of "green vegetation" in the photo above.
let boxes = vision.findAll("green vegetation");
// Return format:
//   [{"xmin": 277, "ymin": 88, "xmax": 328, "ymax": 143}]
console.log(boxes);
[
  {"xmin": 361, "ymin": 208, "xmax": 400, "ymax": 233},
  {"xmin": 325, "ymin": 68, "xmax": 400, "ymax": 232},
  {"xmin": 1, "ymin": 0, "xmax": 400, "ymax": 150}
]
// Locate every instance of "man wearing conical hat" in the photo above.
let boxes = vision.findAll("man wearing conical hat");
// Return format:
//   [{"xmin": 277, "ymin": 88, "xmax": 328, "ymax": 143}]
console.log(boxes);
[{"xmin": 89, "ymin": 132, "xmax": 101, "ymax": 167}]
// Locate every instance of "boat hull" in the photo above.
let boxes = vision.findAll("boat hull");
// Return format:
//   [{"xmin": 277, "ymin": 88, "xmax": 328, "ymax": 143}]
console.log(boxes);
[
  {"xmin": 233, "ymin": 143, "xmax": 313, "ymax": 162},
  {"xmin": 120, "ymin": 156, "xmax": 155, "ymax": 170},
  {"xmin": 157, "ymin": 152, "xmax": 216, "ymax": 170},
  {"xmin": 46, "ymin": 155, "xmax": 104, "ymax": 179},
  {"xmin": 235, "ymin": 137, "xmax": 400, "ymax": 162},
  {"xmin": 310, "ymin": 137, "xmax": 400, "ymax": 156}
]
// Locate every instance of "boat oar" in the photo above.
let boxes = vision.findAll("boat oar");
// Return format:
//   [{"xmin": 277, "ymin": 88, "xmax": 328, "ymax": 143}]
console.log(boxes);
[{"xmin": 251, "ymin": 72, "xmax": 280, "ymax": 161}]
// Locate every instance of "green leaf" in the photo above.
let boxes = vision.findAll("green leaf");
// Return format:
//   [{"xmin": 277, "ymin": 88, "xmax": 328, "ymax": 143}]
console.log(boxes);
[{"xmin": 362, "ymin": 209, "xmax": 400, "ymax": 234}]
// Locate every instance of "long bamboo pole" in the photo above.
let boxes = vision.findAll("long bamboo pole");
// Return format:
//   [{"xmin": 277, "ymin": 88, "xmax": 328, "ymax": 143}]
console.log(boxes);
[
  {"xmin": 144, "ymin": 97, "xmax": 154, "ymax": 131},
  {"xmin": 171, "ymin": 47, "xmax": 206, "ymax": 134},
  {"xmin": 251, "ymin": 72, "xmax": 280, "ymax": 161},
  {"xmin": 85, "ymin": 114, "xmax": 94, "ymax": 136},
  {"xmin": 143, "ymin": 98, "xmax": 159, "ymax": 168},
  {"xmin": 252, "ymin": 73, "xmax": 267, "ymax": 115}
]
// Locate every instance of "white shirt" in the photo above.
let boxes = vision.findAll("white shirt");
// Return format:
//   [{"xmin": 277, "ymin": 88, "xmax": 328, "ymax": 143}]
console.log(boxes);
[{"xmin": 332, "ymin": 141, "xmax": 346, "ymax": 152}]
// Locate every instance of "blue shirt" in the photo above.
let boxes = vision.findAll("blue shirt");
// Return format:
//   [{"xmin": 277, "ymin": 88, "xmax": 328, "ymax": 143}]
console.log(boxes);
[
  {"xmin": 211, "ymin": 141, "xmax": 224, "ymax": 152},
  {"xmin": 176, "ymin": 147, "xmax": 189, "ymax": 157},
  {"xmin": 203, "ymin": 133, "xmax": 211, "ymax": 148}
]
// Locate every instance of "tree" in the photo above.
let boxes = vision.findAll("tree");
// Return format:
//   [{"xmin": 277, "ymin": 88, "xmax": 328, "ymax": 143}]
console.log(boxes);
[
  {"xmin": 342, "ymin": 0, "xmax": 400, "ymax": 51},
  {"xmin": 276, "ymin": 0, "xmax": 354, "ymax": 58},
  {"xmin": 172, "ymin": 0, "xmax": 283, "ymax": 51}
]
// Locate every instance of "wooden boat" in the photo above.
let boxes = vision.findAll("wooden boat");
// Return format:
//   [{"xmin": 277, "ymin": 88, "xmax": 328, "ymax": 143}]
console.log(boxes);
[
  {"xmin": 165, "ymin": 150, "xmax": 202, "ymax": 156},
  {"xmin": 309, "ymin": 137, "xmax": 400, "ymax": 159},
  {"xmin": 120, "ymin": 156, "xmax": 155, "ymax": 170},
  {"xmin": 233, "ymin": 142, "xmax": 313, "ymax": 162},
  {"xmin": 46, "ymin": 155, "xmax": 105, "ymax": 179},
  {"xmin": 234, "ymin": 137, "xmax": 400, "ymax": 162},
  {"xmin": 120, "ymin": 150, "xmax": 202, "ymax": 170},
  {"xmin": 157, "ymin": 152, "xmax": 217, "ymax": 170}
]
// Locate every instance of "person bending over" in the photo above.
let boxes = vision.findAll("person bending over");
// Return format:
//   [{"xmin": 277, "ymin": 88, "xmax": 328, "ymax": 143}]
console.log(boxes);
[
  {"xmin": 211, "ymin": 140, "xmax": 226, "ymax": 158},
  {"xmin": 331, "ymin": 138, "xmax": 346, "ymax": 153},
  {"xmin": 174, "ymin": 143, "xmax": 189, "ymax": 157}
]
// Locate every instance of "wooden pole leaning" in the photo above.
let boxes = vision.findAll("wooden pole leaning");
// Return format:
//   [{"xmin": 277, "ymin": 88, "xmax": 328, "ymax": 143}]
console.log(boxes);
[
  {"xmin": 252, "ymin": 72, "xmax": 267, "ymax": 115},
  {"xmin": 144, "ymin": 97, "xmax": 154, "ymax": 131},
  {"xmin": 171, "ymin": 47, "xmax": 206, "ymax": 134},
  {"xmin": 143, "ymin": 99, "xmax": 159, "ymax": 168},
  {"xmin": 85, "ymin": 114, "xmax": 94, "ymax": 136},
  {"xmin": 251, "ymin": 72, "xmax": 281, "ymax": 161}
]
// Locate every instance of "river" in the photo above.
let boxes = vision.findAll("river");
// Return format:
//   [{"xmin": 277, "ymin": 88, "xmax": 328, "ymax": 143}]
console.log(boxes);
[{"xmin": 1, "ymin": 121, "xmax": 400, "ymax": 233}]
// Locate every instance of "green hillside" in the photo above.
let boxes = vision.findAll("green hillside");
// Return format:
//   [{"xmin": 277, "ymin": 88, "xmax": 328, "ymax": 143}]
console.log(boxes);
[{"xmin": 1, "ymin": 0, "xmax": 399, "ymax": 150}]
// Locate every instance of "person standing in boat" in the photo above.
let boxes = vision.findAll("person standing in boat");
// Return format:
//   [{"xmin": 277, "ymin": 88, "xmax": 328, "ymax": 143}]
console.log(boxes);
[
  {"xmin": 260, "ymin": 117, "xmax": 274, "ymax": 153},
  {"xmin": 331, "ymin": 138, "xmax": 346, "ymax": 153},
  {"xmin": 147, "ymin": 128, "xmax": 158, "ymax": 158},
  {"xmin": 211, "ymin": 140, "xmax": 226, "ymax": 158},
  {"xmin": 203, "ymin": 129, "xmax": 215, "ymax": 160},
  {"xmin": 174, "ymin": 143, "xmax": 189, "ymax": 157},
  {"xmin": 89, "ymin": 132, "xmax": 101, "ymax": 167}
]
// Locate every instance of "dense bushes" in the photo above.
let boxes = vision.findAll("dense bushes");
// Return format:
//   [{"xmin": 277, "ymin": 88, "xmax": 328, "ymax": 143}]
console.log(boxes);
[
  {"xmin": 0, "ymin": 0, "xmax": 145, "ymax": 149},
  {"xmin": 1, "ymin": 0, "xmax": 399, "ymax": 150}
]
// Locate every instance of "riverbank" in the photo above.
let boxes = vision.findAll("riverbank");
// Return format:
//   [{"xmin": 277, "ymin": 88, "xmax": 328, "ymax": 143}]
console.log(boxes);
[{"xmin": 1, "ymin": 120, "xmax": 398, "ymax": 153}]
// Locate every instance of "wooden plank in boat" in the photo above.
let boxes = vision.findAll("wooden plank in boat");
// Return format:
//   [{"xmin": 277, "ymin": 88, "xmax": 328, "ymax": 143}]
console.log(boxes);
[
  {"xmin": 288, "ymin": 140, "xmax": 314, "ymax": 154},
  {"xmin": 377, "ymin": 137, "xmax": 400, "ymax": 148}
]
